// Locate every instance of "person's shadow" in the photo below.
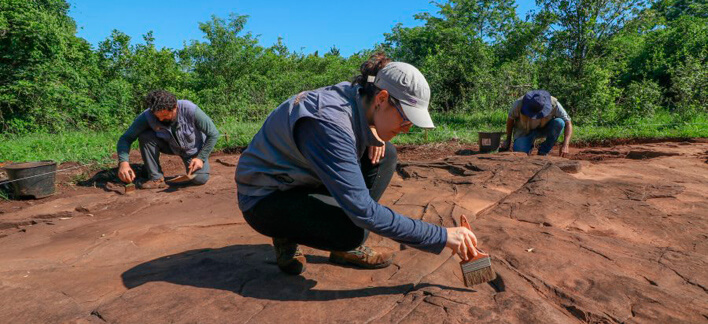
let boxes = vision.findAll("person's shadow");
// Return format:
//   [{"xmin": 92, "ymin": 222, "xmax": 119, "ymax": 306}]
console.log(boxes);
[
  {"xmin": 77, "ymin": 163, "xmax": 145, "ymax": 193},
  {"xmin": 121, "ymin": 244, "xmax": 476, "ymax": 301},
  {"xmin": 77, "ymin": 164, "xmax": 192, "ymax": 193}
]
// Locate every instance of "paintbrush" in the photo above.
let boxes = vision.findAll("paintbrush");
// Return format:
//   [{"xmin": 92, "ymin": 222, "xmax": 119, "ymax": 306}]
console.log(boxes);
[{"xmin": 459, "ymin": 214, "xmax": 496, "ymax": 287}]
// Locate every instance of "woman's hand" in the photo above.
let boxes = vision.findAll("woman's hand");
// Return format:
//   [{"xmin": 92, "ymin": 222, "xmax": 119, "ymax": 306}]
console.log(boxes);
[
  {"xmin": 445, "ymin": 226, "xmax": 479, "ymax": 261},
  {"xmin": 118, "ymin": 162, "xmax": 135, "ymax": 183},
  {"xmin": 368, "ymin": 145, "xmax": 385, "ymax": 164},
  {"xmin": 368, "ymin": 126, "xmax": 385, "ymax": 164}
]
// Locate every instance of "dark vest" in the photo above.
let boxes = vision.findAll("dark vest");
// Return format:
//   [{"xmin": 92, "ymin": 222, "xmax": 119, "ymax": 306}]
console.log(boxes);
[
  {"xmin": 236, "ymin": 82, "xmax": 377, "ymax": 197},
  {"xmin": 144, "ymin": 100, "xmax": 206, "ymax": 157}
]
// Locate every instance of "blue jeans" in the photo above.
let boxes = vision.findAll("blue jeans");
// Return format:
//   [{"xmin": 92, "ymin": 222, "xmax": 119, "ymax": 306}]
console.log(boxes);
[{"xmin": 513, "ymin": 118, "xmax": 565, "ymax": 155}]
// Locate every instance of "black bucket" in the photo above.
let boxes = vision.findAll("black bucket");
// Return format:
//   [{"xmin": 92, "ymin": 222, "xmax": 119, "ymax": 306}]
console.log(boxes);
[
  {"xmin": 478, "ymin": 132, "xmax": 504, "ymax": 153},
  {"xmin": 4, "ymin": 161, "xmax": 57, "ymax": 199}
]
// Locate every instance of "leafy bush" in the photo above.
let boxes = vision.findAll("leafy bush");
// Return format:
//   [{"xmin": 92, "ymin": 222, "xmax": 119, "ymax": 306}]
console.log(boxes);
[
  {"xmin": 619, "ymin": 79, "xmax": 663, "ymax": 119},
  {"xmin": 669, "ymin": 53, "xmax": 708, "ymax": 113},
  {"xmin": 0, "ymin": 0, "xmax": 706, "ymax": 136}
]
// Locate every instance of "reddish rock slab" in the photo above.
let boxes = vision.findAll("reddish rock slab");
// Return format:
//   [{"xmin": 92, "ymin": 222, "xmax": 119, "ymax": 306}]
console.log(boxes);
[{"xmin": 1, "ymin": 142, "xmax": 707, "ymax": 323}]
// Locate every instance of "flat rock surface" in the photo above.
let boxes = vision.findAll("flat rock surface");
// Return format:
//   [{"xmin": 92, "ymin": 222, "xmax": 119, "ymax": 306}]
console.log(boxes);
[{"xmin": 1, "ymin": 142, "xmax": 707, "ymax": 323}]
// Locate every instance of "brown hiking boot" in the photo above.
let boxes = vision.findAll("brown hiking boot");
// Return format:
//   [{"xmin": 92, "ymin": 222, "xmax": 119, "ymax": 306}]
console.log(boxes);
[
  {"xmin": 138, "ymin": 178, "xmax": 166, "ymax": 189},
  {"xmin": 329, "ymin": 245, "xmax": 393, "ymax": 269},
  {"xmin": 273, "ymin": 238, "xmax": 306, "ymax": 275}
]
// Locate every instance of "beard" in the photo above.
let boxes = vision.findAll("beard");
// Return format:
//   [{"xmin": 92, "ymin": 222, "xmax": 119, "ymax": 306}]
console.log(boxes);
[{"xmin": 159, "ymin": 118, "xmax": 174, "ymax": 126}]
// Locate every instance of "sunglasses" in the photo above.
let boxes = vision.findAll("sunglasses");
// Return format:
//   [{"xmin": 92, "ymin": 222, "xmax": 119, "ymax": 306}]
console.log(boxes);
[{"xmin": 388, "ymin": 96, "xmax": 413, "ymax": 128}]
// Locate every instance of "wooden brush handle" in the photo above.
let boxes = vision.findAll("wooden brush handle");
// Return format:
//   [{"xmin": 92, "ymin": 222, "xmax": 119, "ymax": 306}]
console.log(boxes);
[{"xmin": 460, "ymin": 215, "xmax": 488, "ymax": 261}]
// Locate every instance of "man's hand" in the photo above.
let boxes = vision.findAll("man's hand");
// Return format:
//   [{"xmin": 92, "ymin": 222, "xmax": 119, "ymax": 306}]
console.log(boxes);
[
  {"xmin": 445, "ymin": 226, "xmax": 479, "ymax": 261},
  {"xmin": 559, "ymin": 144, "xmax": 570, "ymax": 158},
  {"xmin": 500, "ymin": 138, "xmax": 511, "ymax": 152},
  {"xmin": 502, "ymin": 118, "xmax": 515, "ymax": 152},
  {"xmin": 118, "ymin": 162, "xmax": 135, "ymax": 183},
  {"xmin": 188, "ymin": 158, "xmax": 204, "ymax": 175}
]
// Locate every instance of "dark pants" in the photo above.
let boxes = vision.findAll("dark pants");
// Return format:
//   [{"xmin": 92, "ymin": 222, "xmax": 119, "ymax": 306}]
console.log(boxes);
[
  {"xmin": 138, "ymin": 131, "xmax": 210, "ymax": 185},
  {"xmin": 243, "ymin": 142, "xmax": 397, "ymax": 252}
]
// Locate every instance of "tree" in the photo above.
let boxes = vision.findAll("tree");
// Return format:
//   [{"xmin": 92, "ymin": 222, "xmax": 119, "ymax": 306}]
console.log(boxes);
[
  {"xmin": 420, "ymin": 0, "xmax": 520, "ymax": 43},
  {"xmin": 0, "ymin": 0, "xmax": 101, "ymax": 133},
  {"xmin": 96, "ymin": 30, "xmax": 188, "ymax": 125},
  {"xmin": 539, "ymin": 0, "xmax": 645, "ymax": 79},
  {"xmin": 654, "ymin": 0, "xmax": 708, "ymax": 21},
  {"xmin": 385, "ymin": 0, "xmax": 527, "ymax": 112},
  {"xmin": 536, "ymin": 0, "xmax": 645, "ymax": 120}
]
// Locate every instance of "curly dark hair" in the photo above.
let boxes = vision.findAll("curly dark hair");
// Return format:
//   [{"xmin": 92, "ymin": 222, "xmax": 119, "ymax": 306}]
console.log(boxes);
[{"xmin": 145, "ymin": 90, "xmax": 177, "ymax": 113}]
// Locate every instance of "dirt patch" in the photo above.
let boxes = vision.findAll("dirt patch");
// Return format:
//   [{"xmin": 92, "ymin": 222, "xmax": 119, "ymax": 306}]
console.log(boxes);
[
  {"xmin": 625, "ymin": 150, "xmax": 681, "ymax": 160},
  {"xmin": 572, "ymin": 148, "xmax": 683, "ymax": 161},
  {"xmin": 1, "ymin": 141, "xmax": 707, "ymax": 323},
  {"xmin": 396, "ymin": 141, "xmax": 469, "ymax": 161},
  {"xmin": 571, "ymin": 137, "xmax": 707, "ymax": 148}
]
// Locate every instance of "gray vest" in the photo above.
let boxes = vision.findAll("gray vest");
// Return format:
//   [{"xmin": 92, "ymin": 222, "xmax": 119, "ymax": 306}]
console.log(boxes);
[
  {"xmin": 144, "ymin": 100, "xmax": 206, "ymax": 157},
  {"xmin": 236, "ymin": 82, "xmax": 376, "ymax": 197}
]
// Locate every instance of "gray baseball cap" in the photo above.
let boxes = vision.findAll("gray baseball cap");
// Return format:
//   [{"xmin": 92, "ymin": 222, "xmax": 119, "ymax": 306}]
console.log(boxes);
[{"xmin": 373, "ymin": 62, "xmax": 435, "ymax": 128}]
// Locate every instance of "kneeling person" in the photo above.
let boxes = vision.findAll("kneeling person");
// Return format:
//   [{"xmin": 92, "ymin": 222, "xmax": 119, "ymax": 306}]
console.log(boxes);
[
  {"xmin": 500, "ymin": 90, "xmax": 573, "ymax": 157},
  {"xmin": 116, "ymin": 90, "xmax": 220, "ymax": 188}
]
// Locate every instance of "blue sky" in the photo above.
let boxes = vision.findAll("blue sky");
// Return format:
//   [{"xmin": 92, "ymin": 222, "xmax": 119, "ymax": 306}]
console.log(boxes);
[{"xmin": 68, "ymin": 0, "xmax": 538, "ymax": 56}]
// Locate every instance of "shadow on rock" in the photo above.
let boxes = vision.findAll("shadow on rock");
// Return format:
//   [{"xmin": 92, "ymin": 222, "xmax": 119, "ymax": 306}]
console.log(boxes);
[
  {"xmin": 77, "ymin": 164, "xmax": 191, "ymax": 193},
  {"xmin": 455, "ymin": 149, "xmax": 481, "ymax": 156},
  {"xmin": 77, "ymin": 164, "xmax": 146, "ymax": 193},
  {"xmin": 122, "ymin": 244, "xmax": 473, "ymax": 301}
]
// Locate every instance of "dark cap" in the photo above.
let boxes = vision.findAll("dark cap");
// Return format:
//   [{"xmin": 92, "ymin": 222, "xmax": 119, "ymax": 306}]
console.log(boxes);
[{"xmin": 521, "ymin": 90, "xmax": 552, "ymax": 119}]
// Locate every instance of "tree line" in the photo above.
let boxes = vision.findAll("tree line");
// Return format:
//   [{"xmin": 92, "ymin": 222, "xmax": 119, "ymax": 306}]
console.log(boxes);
[{"xmin": 0, "ymin": 0, "xmax": 706, "ymax": 134}]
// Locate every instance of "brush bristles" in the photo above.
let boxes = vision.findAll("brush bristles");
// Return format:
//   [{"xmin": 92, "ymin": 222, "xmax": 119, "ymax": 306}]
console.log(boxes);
[{"xmin": 461, "ymin": 257, "xmax": 496, "ymax": 287}]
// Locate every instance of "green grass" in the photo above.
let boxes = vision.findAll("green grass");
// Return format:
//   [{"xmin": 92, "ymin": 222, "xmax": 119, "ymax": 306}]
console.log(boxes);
[
  {"xmin": 392, "ymin": 110, "xmax": 508, "ymax": 144},
  {"xmin": 1, "ymin": 111, "xmax": 707, "ymax": 164},
  {"xmin": 0, "ymin": 131, "xmax": 120, "ymax": 165},
  {"xmin": 215, "ymin": 119, "xmax": 264, "ymax": 148},
  {"xmin": 393, "ymin": 110, "xmax": 708, "ymax": 144},
  {"xmin": 569, "ymin": 111, "xmax": 708, "ymax": 142},
  {"xmin": 0, "ymin": 120, "xmax": 266, "ymax": 164}
]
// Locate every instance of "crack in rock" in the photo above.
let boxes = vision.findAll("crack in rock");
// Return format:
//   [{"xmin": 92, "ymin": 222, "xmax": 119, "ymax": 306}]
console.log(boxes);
[
  {"xmin": 244, "ymin": 302, "xmax": 269, "ymax": 324},
  {"xmin": 422, "ymin": 297, "xmax": 450, "ymax": 317},
  {"xmin": 366, "ymin": 256, "xmax": 455, "ymax": 323},
  {"xmin": 497, "ymin": 256, "xmax": 622, "ymax": 323},
  {"xmin": 662, "ymin": 264, "xmax": 708, "ymax": 294},
  {"xmin": 578, "ymin": 245, "xmax": 614, "ymax": 262},
  {"xmin": 90, "ymin": 310, "xmax": 106, "ymax": 322}
]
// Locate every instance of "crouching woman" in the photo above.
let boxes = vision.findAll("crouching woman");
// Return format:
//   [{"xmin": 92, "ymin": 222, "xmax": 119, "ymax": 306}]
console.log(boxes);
[{"xmin": 235, "ymin": 53, "xmax": 479, "ymax": 275}]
